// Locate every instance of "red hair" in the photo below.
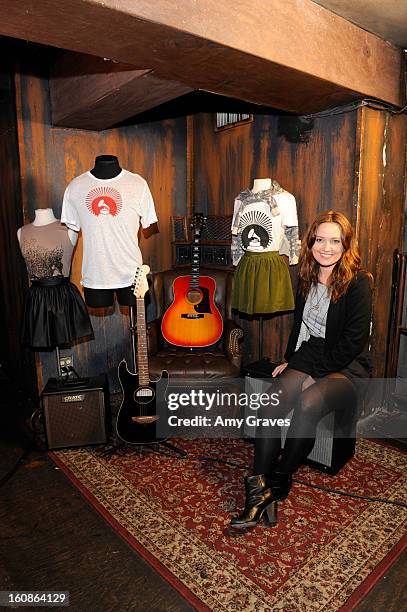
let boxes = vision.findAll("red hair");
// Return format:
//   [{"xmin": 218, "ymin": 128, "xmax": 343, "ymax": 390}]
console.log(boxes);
[{"xmin": 298, "ymin": 210, "xmax": 372, "ymax": 302}]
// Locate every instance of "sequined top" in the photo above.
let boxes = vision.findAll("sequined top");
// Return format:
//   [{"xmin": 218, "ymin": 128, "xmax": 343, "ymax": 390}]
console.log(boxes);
[{"xmin": 19, "ymin": 221, "xmax": 74, "ymax": 280}]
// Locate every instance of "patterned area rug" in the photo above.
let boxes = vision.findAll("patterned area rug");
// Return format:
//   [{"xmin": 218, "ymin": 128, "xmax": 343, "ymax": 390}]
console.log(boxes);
[{"xmin": 49, "ymin": 439, "xmax": 407, "ymax": 611}]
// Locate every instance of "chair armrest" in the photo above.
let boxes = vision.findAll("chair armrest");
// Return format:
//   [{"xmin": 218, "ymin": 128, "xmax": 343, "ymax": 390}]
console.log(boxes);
[{"xmin": 223, "ymin": 319, "xmax": 244, "ymax": 368}]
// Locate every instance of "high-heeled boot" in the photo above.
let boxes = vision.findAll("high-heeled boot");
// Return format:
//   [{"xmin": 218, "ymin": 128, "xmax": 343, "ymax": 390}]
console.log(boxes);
[
  {"xmin": 263, "ymin": 471, "xmax": 292, "ymax": 526},
  {"xmin": 228, "ymin": 474, "xmax": 275, "ymax": 532},
  {"xmin": 228, "ymin": 472, "xmax": 292, "ymax": 532}
]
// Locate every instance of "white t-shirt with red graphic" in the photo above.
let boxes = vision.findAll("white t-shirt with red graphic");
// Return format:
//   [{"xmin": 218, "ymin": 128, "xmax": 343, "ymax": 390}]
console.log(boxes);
[{"xmin": 61, "ymin": 169, "xmax": 158, "ymax": 289}]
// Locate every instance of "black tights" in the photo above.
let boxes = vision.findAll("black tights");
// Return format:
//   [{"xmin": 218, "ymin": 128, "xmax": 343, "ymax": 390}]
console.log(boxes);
[{"xmin": 253, "ymin": 368, "xmax": 357, "ymax": 475}]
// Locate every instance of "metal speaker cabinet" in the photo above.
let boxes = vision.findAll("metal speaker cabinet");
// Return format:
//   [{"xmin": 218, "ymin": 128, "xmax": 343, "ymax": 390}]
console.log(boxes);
[{"xmin": 41, "ymin": 375, "xmax": 109, "ymax": 450}]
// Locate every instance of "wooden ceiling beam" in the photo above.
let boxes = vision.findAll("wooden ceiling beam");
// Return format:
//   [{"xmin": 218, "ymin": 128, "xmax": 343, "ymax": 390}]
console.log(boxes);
[
  {"xmin": 49, "ymin": 53, "xmax": 193, "ymax": 130},
  {"xmin": 1, "ymin": 0, "xmax": 404, "ymax": 112}
]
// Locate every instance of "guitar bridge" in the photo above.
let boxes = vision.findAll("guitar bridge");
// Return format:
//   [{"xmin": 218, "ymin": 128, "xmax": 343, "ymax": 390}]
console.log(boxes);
[
  {"xmin": 131, "ymin": 415, "xmax": 159, "ymax": 424},
  {"xmin": 181, "ymin": 313, "xmax": 204, "ymax": 319}
]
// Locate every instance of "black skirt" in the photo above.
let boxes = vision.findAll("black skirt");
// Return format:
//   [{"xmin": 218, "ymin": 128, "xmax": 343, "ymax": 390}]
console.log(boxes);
[
  {"xmin": 287, "ymin": 335, "xmax": 370, "ymax": 380},
  {"xmin": 22, "ymin": 277, "xmax": 93, "ymax": 349}
]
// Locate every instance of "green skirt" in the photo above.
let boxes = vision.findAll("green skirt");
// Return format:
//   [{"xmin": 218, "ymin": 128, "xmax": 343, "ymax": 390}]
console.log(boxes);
[{"xmin": 232, "ymin": 251, "xmax": 294, "ymax": 315}]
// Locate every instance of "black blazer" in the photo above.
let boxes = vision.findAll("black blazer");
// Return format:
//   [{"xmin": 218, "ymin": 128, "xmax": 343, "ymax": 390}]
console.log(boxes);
[{"xmin": 284, "ymin": 272, "xmax": 373, "ymax": 377}]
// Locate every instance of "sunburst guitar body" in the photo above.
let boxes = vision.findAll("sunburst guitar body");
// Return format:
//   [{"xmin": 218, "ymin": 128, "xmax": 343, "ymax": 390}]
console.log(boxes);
[
  {"xmin": 161, "ymin": 213, "xmax": 223, "ymax": 348},
  {"xmin": 161, "ymin": 274, "xmax": 223, "ymax": 347}
]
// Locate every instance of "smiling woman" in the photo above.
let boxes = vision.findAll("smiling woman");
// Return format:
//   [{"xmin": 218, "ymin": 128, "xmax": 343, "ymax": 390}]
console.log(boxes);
[
  {"xmin": 228, "ymin": 210, "xmax": 374, "ymax": 534},
  {"xmin": 312, "ymin": 222, "xmax": 343, "ymax": 270}
]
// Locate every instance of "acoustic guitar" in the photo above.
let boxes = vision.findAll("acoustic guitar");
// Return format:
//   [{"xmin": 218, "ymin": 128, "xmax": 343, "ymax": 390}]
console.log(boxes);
[
  {"xmin": 116, "ymin": 265, "xmax": 169, "ymax": 444},
  {"xmin": 161, "ymin": 214, "xmax": 223, "ymax": 348}
]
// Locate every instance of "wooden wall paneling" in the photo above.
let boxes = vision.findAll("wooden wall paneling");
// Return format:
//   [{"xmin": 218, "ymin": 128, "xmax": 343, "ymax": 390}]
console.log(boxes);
[
  {"xmin": 186, "ymin": 115, "xmax": 194, "ymax": 218},
  {"xmin": 355, "ymin": 107, "xmax": 407, "ymax": 377},
  {"xmin": 265, "ymin": 112, "xmax": 357, "ymax": 362},
  {"xmin": 193, "ymin": 111, "xmax": 358, "ymax": 364},
  {"xmin": 15, "ymin": 64, "xmax": 187, "ymax": 389},
  {"xmin": 0, "ymin": 65, "xmax": 38, "ymax": 408},
  {"xmin": 15, "ymin": 72, "xmax": 54, "ymax": 220}
]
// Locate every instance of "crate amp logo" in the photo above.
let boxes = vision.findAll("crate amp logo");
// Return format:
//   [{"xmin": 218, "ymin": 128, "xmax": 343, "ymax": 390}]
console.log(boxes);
[{"xmin": 62, "ymin": 394, "xmax": 85, "ymax": 403}]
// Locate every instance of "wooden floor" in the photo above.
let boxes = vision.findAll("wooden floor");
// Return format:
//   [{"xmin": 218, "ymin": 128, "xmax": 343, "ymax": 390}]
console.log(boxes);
[{"xmin": 1, "ymin": 413, "xmax": 406, "ymax": 611}]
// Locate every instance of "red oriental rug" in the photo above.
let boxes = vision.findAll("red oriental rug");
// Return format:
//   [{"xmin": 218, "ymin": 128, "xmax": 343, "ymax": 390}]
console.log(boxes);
[{"xmin": 49, "ymin": 438, "xmax": 407, "ymax": 611}]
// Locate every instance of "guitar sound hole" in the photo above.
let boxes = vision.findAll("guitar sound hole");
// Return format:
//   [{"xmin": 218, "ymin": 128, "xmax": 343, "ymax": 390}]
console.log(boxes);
[
  {"xmin": 186, "ymin": 289, "xmax": 202, "ymax": 305},
  {"xmin": 134, "ymin": 386, "xmax": 155, "ymax": 404}
]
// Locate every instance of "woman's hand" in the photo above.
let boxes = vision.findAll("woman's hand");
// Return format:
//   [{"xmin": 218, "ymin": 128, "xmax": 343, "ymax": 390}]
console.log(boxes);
[{"xmin": 272, "ymin": 361, "xmax": 288, "ymax": 377}]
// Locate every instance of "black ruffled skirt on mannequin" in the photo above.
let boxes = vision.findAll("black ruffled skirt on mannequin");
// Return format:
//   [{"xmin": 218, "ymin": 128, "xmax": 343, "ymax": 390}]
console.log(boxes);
[{"xmin": 21, "ymin": 277, "xmax": 93, "ymax": 349}]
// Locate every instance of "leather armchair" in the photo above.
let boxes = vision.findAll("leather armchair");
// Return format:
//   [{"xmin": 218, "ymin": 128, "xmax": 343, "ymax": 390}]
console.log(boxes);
[{"xmin": 147, "ymin": 268, "xmax": 243, "ymax": 379}]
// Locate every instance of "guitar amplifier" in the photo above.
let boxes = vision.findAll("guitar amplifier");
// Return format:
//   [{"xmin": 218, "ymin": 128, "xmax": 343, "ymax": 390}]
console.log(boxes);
[
  {"xmin": 171, "ymin": 215, "xmax": 233, "ymax": 269},
  {"xmin": 41, "ymin": 375, "xmax": 110, "ymax": 450},
  {"xmin": 244, "ymin": 359, "xmax": 355, "ymax": 475}
]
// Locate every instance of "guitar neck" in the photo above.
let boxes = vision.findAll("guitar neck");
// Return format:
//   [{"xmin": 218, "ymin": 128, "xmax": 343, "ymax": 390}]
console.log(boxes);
[
  {"xmin": 136, "ymin": 297, "xmax": 150, "ymax": 385},
  {"xmin": 190, "ymin": 233, "xmax": 201, "ymax": 288}
]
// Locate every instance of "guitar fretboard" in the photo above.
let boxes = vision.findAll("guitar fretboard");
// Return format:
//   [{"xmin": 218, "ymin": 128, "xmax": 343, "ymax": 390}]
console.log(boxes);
[
  {"xmin": 136, "ymin": 297, "xmax": 150, "ymax": 386},
  {"xmin": 190, "ymin": 233, "xmax": 201, "ymax": 289}
]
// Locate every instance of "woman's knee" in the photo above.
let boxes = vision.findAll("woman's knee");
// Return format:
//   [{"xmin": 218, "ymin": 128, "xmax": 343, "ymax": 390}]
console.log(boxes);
[
  {"xmin": 296, "ymin": 386, "xmax": 325, "ymax": 421},
  {"xmin": 297, "ymin": 374, "xmax": 356, "ymax": 420}
]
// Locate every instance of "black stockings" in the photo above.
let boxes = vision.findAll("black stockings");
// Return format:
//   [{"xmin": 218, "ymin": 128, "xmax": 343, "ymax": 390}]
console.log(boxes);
[{"xmin": 253, "ymin": 368, "xmax": 357, "ymax": 475}]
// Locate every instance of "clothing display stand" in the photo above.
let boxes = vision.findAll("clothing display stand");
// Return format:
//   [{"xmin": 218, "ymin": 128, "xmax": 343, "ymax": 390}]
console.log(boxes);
[
  {"xmin": 55, "ymin": 346, "xmax": 62, "ymax": 378},
  {"xmin": 59, "ymin": 156, "xmax": 183, "ymax": 456},
  {"xmin": 232, "ymin": 177, "xmax": 298, "ymax": 372},
  {"xmin": 243, "ymin": 314, "xmax": 276, "ymax": 378},
  {"xmin": 259, "ymin": 316, "xmax": 265, "ymax": 360}
]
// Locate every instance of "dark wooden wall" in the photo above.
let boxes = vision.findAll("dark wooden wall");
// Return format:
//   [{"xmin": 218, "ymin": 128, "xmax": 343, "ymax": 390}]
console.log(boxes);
[
  {"xmin": 193, "ymin": 111, "xmax": 407, "ymax": 375},
  {"xmin": 15, "ymin": 66, "xmax": 187, "ymax": 391},
  {"xmin": 0, "ymin": 61, "xmax": 38, "ymax": 410},
  {"xmin": 355, "ymin": 107, "xmax": 407, "ymax": 376}
]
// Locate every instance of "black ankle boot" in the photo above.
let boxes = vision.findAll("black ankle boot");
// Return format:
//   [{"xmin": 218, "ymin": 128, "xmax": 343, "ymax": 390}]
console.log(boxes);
[
  {"xmin": 229, "ymin": 474, "xmax": 276, "ymax": 532},
  {"xmin": 228, "ymin": 472, "xmax": 293, "ymax": 533},
  {"xmin": 268, "ymin": 471, "xmax": 292, "ymax": 500}
]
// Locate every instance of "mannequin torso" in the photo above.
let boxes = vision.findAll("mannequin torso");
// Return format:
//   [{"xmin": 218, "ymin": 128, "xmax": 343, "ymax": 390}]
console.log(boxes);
[
  {"xmin": 231, "ymin": 178, "xmax": 300, "ymax": 266},
  {"xmin": 19, "ymin": 208, "xmax": 93, "ymax": 348},
  {"xmin": 61, "ymin": 158, "xmax": 158, "ymax": 291},
  {"xmin": 90, "ymin": 155, "xmax": 122, "ymax": 180},
  {"xmin": 18, "ymin": 208, "xmax": 78, "ymax": 279},
  {"xmin": 17, "ymin": 208, "xmax": 77, "ymax": 246}
]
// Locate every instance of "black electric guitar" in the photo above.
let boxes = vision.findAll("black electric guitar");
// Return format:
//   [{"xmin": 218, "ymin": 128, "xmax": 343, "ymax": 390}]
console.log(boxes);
[{"xmin": 116, "ymin": 265, "xmax": 169, "ymax": 444}]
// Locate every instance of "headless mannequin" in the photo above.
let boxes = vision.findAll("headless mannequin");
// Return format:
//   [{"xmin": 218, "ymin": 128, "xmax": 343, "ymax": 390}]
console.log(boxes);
[
  {"xmin": 17, "ymin": 208, "xmax": 77, "ymax": 246},
  {"xmin": 90, "ymin": 155, "xmax": 122, "ymax": 180},
  {"xmin": 18, "ymin": 207, "xmax": 93, "ymax": 351},
  {"xmin": 85, "ymin": 155, "xmax": 136, "ymax": 308},
  {"xmin": 87, "ymin": 155, "xmax": 138, "ymax": 374},
  {"xmin": 233, "ymin": 177, "xmax": 294, "ymax": 355}
]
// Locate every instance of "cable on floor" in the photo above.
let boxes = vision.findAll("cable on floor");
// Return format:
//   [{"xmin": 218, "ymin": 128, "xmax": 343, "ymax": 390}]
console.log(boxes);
[{"xmin": 101, "ymin": 441, "xmax": 407, "ymax": 509}]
